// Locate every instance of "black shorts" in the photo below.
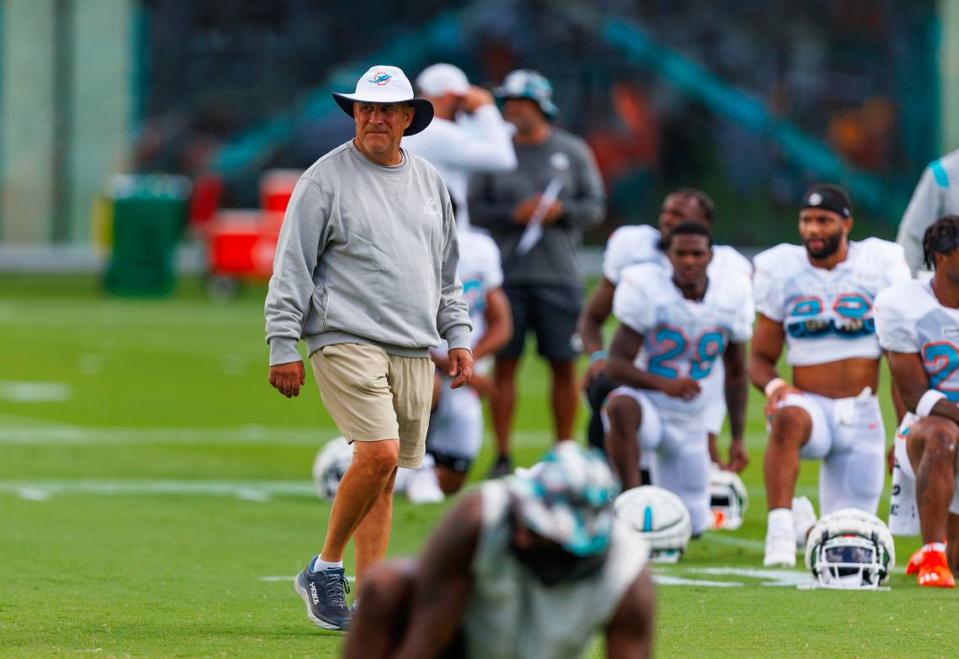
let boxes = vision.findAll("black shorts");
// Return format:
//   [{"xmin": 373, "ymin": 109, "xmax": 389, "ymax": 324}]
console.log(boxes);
[
  {"xmin": 499, "ymin": 282, "xmax": 582, "ymax": 361},
  {"xmin": 428, "ymin": 448, "xmax": 473, "ymax": 474}
]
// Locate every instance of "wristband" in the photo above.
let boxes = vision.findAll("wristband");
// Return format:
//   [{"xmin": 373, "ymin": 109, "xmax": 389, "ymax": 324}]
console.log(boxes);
[
  {"xmin": 764, "ymin": 378, "xmax": 787, "ymax": 398},
  {"xmin": 589, "ymin": 350, "xmax": 608, "ymax": 364},
  {"xmin": 917, "ymin": 390, "xmax": 947, "ymax": 417}
]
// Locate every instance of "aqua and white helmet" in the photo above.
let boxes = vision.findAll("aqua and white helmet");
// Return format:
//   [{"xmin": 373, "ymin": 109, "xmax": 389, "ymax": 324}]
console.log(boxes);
[
  {"xmin": 311, "ymin": 436, "xmax": 353, "ymax": 500},
  {"xmin": 804, "ymin": 508, "xmax": 896, "ymax": 589},
  {"xmin": 614, "ymin": 486, "xmax": 692, "ymax": 563},
  {"xmin": 709, "ymin": 465, "xmax": 748, "ymax": 530}
]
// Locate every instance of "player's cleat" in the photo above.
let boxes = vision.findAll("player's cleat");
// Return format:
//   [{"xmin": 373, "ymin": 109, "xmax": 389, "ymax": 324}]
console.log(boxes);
[
  {"xmin": 917, "ymin": 549, "xmax": 955, "ymax": 588},
  {"xmin": 487, "ymin": 454, "xmax": 512, "ymax": 479},
  {"xmin": 791, "ymin": 496, "xmax": 817, "ymax": 550},
  {"xmin": 294, "ymin": 559, "xmax": 352, "ymax": 630},
  {"xmin": 906, "ymin": 547, "xmax": 922, "ymax": 575},
  {"xmin": 764, "ymin": 527, "xmax": 797, "ymax": 567}
]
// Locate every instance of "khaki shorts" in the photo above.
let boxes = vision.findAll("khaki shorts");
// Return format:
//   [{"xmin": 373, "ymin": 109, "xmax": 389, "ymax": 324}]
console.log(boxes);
[{"xmin": 310, "ymin": 343, "xmax": 433, "ymax": 468}]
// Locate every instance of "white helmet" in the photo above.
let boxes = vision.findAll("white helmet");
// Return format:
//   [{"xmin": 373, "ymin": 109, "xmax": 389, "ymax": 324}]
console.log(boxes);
[
  {"xmin": 311, "ymin": 436, "xmax": 353, "ymax": 499},
  {"xmin": 708, "ymin": 465, "xmax": 748, "ymax": 530},
  {"xmin": 614, "ymin": 486, "xmax": 692, "ymax": 563},
  {"xmin": 804, "ymin": 508, "xmax": 896, "ymax": 589}
]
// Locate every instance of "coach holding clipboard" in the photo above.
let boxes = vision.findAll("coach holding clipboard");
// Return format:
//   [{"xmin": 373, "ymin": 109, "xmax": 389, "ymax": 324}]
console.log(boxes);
[{"xmin": 265, "ymin": 65, "xmax": 473, "ymax": 631}]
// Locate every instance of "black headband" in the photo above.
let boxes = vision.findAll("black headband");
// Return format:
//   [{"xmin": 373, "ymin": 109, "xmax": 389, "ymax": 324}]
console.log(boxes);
[{"xmin": 801, "ymin": 187, "xmax": 851, "ymax": 218}]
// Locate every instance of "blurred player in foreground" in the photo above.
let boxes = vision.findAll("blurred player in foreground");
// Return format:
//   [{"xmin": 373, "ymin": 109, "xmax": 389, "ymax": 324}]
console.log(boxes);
[
  {"xmin": 471, "ymin": 69, "xmax": 606, "ymax": 477},
  {"xmin": 878, "ymin": 215, "xmax": 959, "ymax": 587},
  {"xmin": 343, "ymin": 442, "xmax": 655, "ymax": 659},
  {"xmin": 580, "ymin": 188, "xmax": 751, "ymax": 472},
  {"xmin": 896, "ymin": 149, "xmax": 959, "ymax": 274},
  {"xmin": 751, "ymin": 184, "xmax": 910, "ymax": 567},
  {"xmin": 403, "ymin": 63, "xmax": 517, "ymax": 230},
  {"xmin": 604, "ymin": 222, "xmax": 753, "ymax": 536}
]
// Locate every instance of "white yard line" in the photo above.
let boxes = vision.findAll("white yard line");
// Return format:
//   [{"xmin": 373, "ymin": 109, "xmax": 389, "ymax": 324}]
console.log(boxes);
[{"xmin": 1, "ymin": 479, "xmax": 315, "ymax": 500}]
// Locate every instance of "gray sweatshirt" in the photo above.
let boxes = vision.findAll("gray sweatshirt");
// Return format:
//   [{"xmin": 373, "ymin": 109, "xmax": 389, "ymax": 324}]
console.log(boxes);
[
  {"xmin": 469, "ymin": 129, "xmax": 605, "ymax": 285},
  {"xmin": 896, "ymin": 149, "xmax": 959, "ymax": 274},
  {"xmin": 265, "ymin": 141, "xmax": 472, "ymax": 366}
]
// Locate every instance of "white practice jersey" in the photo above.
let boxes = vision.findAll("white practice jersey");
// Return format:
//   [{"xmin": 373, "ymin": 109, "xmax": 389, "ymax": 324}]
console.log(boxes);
[
  {"xmin": 754, "ymin": 238, "xmax": 910, "ymax": 367},
  {"xmin": 602, "ymin": 224, "xmax": 752, "ymax": 285},
  {"xmin": 613, "ymin": 263, "xmax": 754, "ymax": 416},
  {"xmin": 877, "ymin": 278, "xmax": 959, "ymax": 401},
  {"xmin": 433, "ymin": 228, "xmax": 503, "ymax": 358}
]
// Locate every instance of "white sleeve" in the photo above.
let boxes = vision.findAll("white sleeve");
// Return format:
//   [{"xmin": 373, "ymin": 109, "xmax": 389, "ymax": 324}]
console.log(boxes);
[
  {"xmin": 875, "ymin": 291, "xmax": 919, "ymax": 353},
  {"xmin": 450, "ymin": 106, "xmax": 517, "ymax": 172},
  {"xmin": 897, "ymin": 167, "xmax": 941, "ymax": 274},
  {"xmin": 482, "ymin": 237, "xmax": 504, "ymax": 289},
  {"xmin": 603, "ymin": 229, "xmax": 634, "ymax": 284},
  {"xmin": 753, "ymin": 264, "xmax": 784, "ymax": 321},
  {"xmin": 613, "ymin": 276, "xmax": 655, "ymax": 334}
]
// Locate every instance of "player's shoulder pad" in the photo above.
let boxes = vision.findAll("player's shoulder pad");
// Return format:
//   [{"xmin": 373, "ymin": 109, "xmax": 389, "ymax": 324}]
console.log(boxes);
[
  {"xmin": 875, "ymin": 277, "xmax": 928, "ymax": 312},
  {"xmin": 463, "ymin": 228, "xmax": 501, "ymax": 258},
  {"xmin": 753, "ymin": 243, "xmax": 805, "ymax": 275},
  {"xmin": 607, "ymin": 224, "xmax": 659, "ymax": 255},
  {"xmin": 712, "ymin": 245, "xmax": 753, "ymax": 276},
  {"xmin": 855, "ymin": 237, "xmax": 906, "ymax": 264},
  {"xmin": 619, "ymin": 261, "xmax": 669, "ymax": 293}
]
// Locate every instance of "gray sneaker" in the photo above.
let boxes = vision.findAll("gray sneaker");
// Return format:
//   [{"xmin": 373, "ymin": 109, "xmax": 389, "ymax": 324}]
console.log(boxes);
[{"xmin": 294, "ymin": 558, "xmax": 351, "ymax": 631}]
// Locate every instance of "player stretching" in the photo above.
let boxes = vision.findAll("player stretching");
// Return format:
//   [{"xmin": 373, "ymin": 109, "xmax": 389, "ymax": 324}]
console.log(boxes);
[
  {"xmin": 604, "ymin": 222, "xmax": 753, "ymax": 536},
  {"xmin": 877, "ymin": 215, "xmax": 959, "ymax": 587},
  {"xmin": 752, "ymin": 184, "xmax": 910, "ymax": 567},
  {"xmin": 580, "ymin": 189, "xmax": 751, "ymax": 471}
]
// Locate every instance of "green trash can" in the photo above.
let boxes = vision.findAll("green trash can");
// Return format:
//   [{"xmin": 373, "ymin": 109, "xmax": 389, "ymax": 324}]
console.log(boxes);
[{"xmin": 103, "ymin": 175, "xmax": 191, "ymax": 297}]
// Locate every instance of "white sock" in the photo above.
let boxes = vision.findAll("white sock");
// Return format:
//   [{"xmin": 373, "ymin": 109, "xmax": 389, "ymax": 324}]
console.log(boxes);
[
  {"xmin": 312, "ymin": 557, "xmax": 343, "ymax": 572},
  {"xmin": 767, "ymin": 508, "xmax": 793, "ymax": 536}
]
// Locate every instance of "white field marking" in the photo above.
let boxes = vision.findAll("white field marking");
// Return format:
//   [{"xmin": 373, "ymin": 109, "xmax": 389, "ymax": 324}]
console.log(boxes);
[
  {"xmin": 2, "ymin": 479, "xmax": 314, "ymax": 500},
  {"xmin": 652, "ymin": 574, "xmax": 742, "ymax": 587},
  {"xmin": 699, "ymin": 533, "xmax": 765, "ymax": 552},
  {"xmin": 688, "ymin": 567, "xmax": 816, "ymax": 588},
  {"xmin": 0, "ymin": 381, "xmax": 72, "ymax": 403}
]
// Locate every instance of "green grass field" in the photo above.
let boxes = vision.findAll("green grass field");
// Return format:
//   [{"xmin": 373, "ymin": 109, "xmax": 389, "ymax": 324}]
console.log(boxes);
[{"xmin": 3, "ymin": 275, "xmax": 959, "ymax": 658}]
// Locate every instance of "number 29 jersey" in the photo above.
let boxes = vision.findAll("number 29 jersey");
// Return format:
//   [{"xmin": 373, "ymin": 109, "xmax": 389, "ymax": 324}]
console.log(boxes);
[
  {"xmin": 753, "ymin": 238, "xmax": 910, "ymax": 367},
  {"xmin": 876, "ymin": 278, "xmax": 959, "ymax": 400},
  {"xmin": 613, "ymin": 263, "xmax": 754, "ymax": 416}
]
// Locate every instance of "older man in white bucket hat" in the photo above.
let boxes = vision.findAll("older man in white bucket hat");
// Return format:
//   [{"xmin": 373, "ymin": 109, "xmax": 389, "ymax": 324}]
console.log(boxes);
[{"xmin": 265, "ymin": 64, "xmax": 474, "ymax": 631}]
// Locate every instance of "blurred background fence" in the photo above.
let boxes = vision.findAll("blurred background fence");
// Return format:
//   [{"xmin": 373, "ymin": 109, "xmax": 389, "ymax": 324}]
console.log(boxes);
[{"xmin": 1, "ymin": 0, "xmax": 957, "ymax": 268}]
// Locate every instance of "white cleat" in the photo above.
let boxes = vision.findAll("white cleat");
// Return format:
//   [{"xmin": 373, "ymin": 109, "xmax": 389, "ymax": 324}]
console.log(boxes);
[
  {"xmin": 763, "ymin": 528, "xmax": 797, "ymax": 567},
  {"xmin": 791, "ymin": 496, "xmax": 817, "ymax": 551},
  {"xmin": 407, "ymin": 468, "xmax": 445, "ymax": 504}
]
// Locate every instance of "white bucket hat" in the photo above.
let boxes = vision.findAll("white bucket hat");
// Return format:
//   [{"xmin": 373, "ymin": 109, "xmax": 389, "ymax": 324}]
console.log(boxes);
[
  {"xmin": 416, "ymin": 63, "xmax": 470, "ymax": 96},
  {"xmin": 332, "ymin": 65, "xmax": 434, "ymax": 136}
]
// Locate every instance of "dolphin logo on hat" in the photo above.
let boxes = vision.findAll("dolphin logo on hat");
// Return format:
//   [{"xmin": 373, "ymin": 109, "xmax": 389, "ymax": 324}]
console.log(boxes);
[
  {"xmin": 368, "ymin": 71, "xmax": 393, "ymax": 86},
  {"xmin": 332, "ymin": 65, "xmax": 434, "ymax": 136}
]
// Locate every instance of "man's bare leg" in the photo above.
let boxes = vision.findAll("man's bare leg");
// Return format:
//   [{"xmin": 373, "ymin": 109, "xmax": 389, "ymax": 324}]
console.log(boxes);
[
  {"xmin": 605, "ymin": 395, "xmax": 643, "ymax": 490},
  {"xmin": 549, "ymin": 358, "xmax": 578, "ymax": 441},
  {"xmin": 489, "ymin": 357, "xmax": 520, "ymax": 472},
  {"xmin": 762, "ymin": 405, "xmax": 812, "ymax": 566},
  {"xmin": 353, "ymin": 466, "xmax": 398, "ymax": 588},
  {"xmin": 320, "ymin": 440, "xmax": 399, "ymax": 563},
  {"xmin": 908, "ymin": 417, "xmax": 959, "ymax": 545}
]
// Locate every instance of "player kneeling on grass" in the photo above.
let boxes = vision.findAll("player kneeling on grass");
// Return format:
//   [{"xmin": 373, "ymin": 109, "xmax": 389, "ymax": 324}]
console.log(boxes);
[
  {"xmin": 603, "ymin": 222, "xmax": 753, "ymax": 537},
  {"xmin": 398, "ymin": 226, "xmax": 513, "ymax": 503},
  {"xmin": 342, "ymin": 442, "xmax": 655, "ymax": 659},
  {"xmin": 877, "ymin": 215, "xmax": 959, "ymax": 588},
  {"xmin": 751, "ymin": 184, "xmax": 911, "ymax": 567}
]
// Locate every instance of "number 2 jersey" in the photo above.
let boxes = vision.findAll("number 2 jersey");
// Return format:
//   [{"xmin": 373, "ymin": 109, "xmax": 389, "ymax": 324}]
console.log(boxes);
[
  {"xmin": 876, "ymin": 277, "xmax": 959, "ymax": 399},
  {"xmin": 753, "ymin": 238, "xmax": 910, "ymax": 366},
  {"xmin": 612, "ymin": 262, "xmax": 754, "ymax": 416}
]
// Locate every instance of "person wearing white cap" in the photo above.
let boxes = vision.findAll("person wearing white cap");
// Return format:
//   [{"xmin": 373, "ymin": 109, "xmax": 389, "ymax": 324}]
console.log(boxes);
[
  {"xmin": 265, "ymin": 64, "xmax": 474, "ymax": 631},
  {"xmin": 342, "ymin": 442, "xmax": 655, "ymax": 659},
  {"xmin": 403, "ymin": 63, "xmax": 517, "ymax": 230}
]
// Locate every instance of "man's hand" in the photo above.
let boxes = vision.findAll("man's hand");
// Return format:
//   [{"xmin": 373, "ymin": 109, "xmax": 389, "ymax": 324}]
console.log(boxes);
[
  {"xmin": 581, "ymin": 358, "xmax": 607, "ymax": 391},
  {"xmin": 448, "ymin": 348, "xmax": 474, "ymax": 389},
  {"xmin": 269, "ymin": 360, "xmax": 305, "ymax": 398},
  {"xmin": 764, "ymin": 383, "xmax": 800, "ymax": 417},
  {"xmin": 460, "ymin": 85, "xmax": 494, "ymax": 112},
  {"xmin": 430, "ymin": 351, "xmax": 451, "ymax": 374},
  {"xmin": 660, "ymin": 377, "xmax": 700, "ymax": 401},
  {"xmin": 540, "ymin": 198, "xmax": 564, "ymax": 224},
  {"xmin": 886, "ymin": 443, "xmax": 895, "ymax": 475},
  {"xmin": 726, "ymin": 438, "xmax": 749, "ymax": 473},
  {"xmin": 511, "ymin": 197, "xmax": 538, "ymax": 225}
]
